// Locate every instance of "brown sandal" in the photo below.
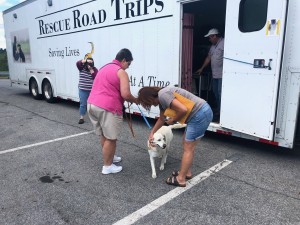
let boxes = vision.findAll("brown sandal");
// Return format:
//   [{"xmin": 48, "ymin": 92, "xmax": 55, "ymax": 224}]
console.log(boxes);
[
  {"xmin": 172, "ymin": 171, "xmax": 192, "ymax": 180},
  {"xmin": 166, "ymin": 176, "xmax": 186, "ymax": 187}
]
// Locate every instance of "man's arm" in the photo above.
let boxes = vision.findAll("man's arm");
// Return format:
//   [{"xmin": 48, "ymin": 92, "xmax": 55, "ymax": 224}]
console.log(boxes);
[
  {"xmin": 195, "ymin": 55, "xmax": 211, "ymax": 75},
  {"xmin": 118, "ymin": 69, "xmax": 139, "ymax": 104}
]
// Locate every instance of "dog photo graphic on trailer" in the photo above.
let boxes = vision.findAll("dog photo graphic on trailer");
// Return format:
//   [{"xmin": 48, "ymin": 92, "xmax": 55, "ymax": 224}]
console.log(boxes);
[{"xmin": 11, "ymin": 29, "xmax": 32, "ymax": 63}]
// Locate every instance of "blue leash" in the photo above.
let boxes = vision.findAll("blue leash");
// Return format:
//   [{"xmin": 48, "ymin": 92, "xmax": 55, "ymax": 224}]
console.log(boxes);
[
  {"xmin": 223, "ymin": 57, "xmax": 254, "ymax": 66},
  {"xmin": 137, "ymin": 105, "xmax": 152, "ymax": 130}
]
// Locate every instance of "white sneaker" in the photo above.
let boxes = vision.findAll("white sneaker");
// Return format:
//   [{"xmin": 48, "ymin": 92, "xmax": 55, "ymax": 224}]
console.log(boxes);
[
  {"xmin": 102, "ymin": 164, "xmax": 123, "ymax": 175},
  {"xmin": 113, "ymin": 155, "xmax": 122, "ymax": 163}
]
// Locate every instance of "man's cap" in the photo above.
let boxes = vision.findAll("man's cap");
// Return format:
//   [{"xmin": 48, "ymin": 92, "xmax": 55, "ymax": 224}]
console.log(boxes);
[{"xmin": 204, "ymin": 28, "xmax": 219, "ymax": 37}]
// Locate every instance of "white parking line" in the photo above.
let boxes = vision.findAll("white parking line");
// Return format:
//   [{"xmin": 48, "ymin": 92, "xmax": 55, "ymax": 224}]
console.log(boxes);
[
  {"xmin": 0, "ymin": 131, "xmax": 94, "ymax": 155},
  {"xmin": 113, "ymin": 159, "xmax": 233, "ymax": 225}
]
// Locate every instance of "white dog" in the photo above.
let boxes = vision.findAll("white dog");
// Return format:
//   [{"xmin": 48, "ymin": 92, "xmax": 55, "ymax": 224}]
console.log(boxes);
[{"xmin": 147, "ymin": 123, "xmax": 186, "ymax": 178}]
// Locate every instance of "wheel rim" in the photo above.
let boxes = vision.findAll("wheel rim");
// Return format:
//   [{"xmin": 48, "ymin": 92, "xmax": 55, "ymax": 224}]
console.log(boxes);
[
  {"xmin": 31, "ymin": 80, "xmax": 38, "ymax": 96},
  {"xmin": 44, "ymin": 82, "xmax": 52, "ymax": 99}
]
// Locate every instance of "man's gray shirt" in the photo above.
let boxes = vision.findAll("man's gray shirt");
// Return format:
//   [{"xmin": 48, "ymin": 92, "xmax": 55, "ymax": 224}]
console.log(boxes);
[{"xmin": 209, "ymin": 37, "xmax": 224, "ymax": 79}]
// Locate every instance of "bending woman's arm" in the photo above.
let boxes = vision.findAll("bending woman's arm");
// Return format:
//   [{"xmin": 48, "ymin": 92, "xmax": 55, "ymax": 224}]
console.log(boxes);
[
  {"xmin": 165, "ymin": 98, "xmax": 187, "ymax": 125},
  {"xmin": 149, "ymin": 110, "xmax": 166, "ymax": 143}
]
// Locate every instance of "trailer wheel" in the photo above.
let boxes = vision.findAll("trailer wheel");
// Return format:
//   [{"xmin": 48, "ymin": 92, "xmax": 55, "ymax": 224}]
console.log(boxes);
[
  {"xmin": 42, "ymin": 80, "xmax": 56, "ymax": 103},
  {"xmin": 29, "ymin": 78, "xmax": 43, "ymax": 100}
]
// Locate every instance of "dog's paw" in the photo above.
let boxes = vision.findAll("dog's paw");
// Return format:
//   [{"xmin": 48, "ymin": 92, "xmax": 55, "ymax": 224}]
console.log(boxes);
[
  {"xmin": 152, "ymin": 174, "xmax": 157, "ymax": 179},
  {"xmin": 159, "ymin": 165, "xmax": 165, "ymax": 171}
]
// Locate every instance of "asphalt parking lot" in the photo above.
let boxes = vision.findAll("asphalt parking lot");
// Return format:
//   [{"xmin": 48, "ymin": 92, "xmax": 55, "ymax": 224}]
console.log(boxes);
[{"xmin": 0, "ymin": 79, "xmax": 300, "ymax": 225}]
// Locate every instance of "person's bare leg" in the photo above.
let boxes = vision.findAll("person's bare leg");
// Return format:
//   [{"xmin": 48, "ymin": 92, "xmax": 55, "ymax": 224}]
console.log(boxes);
[
  {"xmin": 176, "ymin": 140, "xmax": 197, "ymax": 184},
  {"xmin": 101, "ymin": 137, "xmax": 116, "ymax": 166},
  {"xmin": 100, "ymin": 135, "xmax": 105, "ymax": 148},
  {"xmin": 177, "ymin": 134, "xmax": 193, "ymax": 178}
]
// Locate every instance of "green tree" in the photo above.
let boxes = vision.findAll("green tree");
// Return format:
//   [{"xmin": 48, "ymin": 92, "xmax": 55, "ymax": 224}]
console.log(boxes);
[{"xmin": 0, "ymin": 49, "xmax": 9, "ymax": 71}]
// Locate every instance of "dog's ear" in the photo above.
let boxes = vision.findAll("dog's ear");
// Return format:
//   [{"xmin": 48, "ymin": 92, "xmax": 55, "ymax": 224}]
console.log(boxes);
[{"xmin": 148, "ymin": 140, "xmax": 156, "ymax": 150}]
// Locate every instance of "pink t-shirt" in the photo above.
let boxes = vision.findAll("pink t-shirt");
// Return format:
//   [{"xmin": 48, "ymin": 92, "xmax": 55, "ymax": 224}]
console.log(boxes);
[{"xmin": 88, "ymin": 60, "xmax": 124, "ymax": 115}]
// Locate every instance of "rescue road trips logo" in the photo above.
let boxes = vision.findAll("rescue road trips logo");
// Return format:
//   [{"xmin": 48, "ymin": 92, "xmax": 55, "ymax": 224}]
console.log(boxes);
[{"xmin": 37, "ymin": 0, "xmax": 164, "ymax": 36}]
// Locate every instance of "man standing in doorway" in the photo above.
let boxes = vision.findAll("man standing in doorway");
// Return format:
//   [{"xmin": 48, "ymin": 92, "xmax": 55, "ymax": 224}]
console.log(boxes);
[{"xmin": 196, "ymin": 28, "xmax": 224, "ymax": 122}]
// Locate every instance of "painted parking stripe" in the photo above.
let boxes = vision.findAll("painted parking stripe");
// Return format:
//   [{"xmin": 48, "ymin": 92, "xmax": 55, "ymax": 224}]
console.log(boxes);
[
  {"xmin": 113, "ymin": 159, "xmax": 233, "ymax": 225},
  {"xmin": 0, "ymin": 131, "xmax": 94, "ymax": 155}
]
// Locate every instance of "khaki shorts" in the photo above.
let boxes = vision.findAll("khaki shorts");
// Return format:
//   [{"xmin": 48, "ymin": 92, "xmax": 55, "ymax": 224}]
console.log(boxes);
[{"xmin": 87, "ymin": 103, "xmax": 123, "ymax": 140}]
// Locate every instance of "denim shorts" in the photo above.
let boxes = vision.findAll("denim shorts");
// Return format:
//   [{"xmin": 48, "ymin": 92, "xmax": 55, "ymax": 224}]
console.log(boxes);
[{"xmin": 185, "ymin": 102, "xmax": 213, "ymax": 142}]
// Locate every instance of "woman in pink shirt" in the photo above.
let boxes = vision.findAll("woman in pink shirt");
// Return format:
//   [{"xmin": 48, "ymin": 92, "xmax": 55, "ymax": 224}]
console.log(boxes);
[{"xmin": 87, "ymin": 49, "xmax": 139, "ymax": 175}]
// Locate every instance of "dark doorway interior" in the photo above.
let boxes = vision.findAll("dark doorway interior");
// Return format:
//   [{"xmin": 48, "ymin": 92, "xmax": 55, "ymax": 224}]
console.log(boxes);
[{"xmin": 182, "ymin": 0, "xmax": 227, "ymax": 112}]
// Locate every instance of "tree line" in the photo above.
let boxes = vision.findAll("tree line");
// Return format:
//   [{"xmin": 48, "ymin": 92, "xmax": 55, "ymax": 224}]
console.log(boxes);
[{"xmin": 0, "ymin": 49, "xmax": 9, "ymax": 71}]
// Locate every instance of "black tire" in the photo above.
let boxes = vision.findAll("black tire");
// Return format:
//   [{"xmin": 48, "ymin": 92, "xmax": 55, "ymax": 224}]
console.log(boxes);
[
  {"xmin": 42, "ymin": 80, "xmax": 56, "ymax": 103},
  {"xmin": 29, "ymin": 78, "xmax": 43, "ymax": 100}
]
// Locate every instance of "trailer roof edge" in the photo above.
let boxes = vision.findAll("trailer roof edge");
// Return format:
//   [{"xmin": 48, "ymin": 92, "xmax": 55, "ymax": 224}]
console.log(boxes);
[{"xmin": 3, "ymin": 0, "xmax": 38, "ymax": 15}]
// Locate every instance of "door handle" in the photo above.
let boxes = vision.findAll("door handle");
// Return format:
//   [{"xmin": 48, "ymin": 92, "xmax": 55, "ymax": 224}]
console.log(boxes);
[
  {"xmin": 253, "ymin": 58, "xmax": 273, "ymax": 70},
  {"xmin": 267, "ymin": 59, "xmax": 272, "ymax": 70}
]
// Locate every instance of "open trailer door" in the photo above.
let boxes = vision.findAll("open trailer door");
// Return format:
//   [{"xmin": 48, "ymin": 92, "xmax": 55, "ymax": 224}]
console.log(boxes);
[{"xmin": 220, "ymin": 0, "xmax": 288, "ymax": 140}]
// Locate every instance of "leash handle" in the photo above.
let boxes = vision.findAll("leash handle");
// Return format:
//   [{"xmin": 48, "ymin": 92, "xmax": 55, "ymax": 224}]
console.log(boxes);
[
  {"xmin": 137, "ymin": 105, "xmax": 152, "ymax": 130},
  {"xmin": 125, "ymin": 102, "xmax": 135, "ymax": 137}
]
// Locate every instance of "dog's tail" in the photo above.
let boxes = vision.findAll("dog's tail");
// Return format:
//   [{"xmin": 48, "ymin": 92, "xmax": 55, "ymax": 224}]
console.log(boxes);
[{"xmin": 169, "ymin": 123, "xmax": 187, "ymax": 129}]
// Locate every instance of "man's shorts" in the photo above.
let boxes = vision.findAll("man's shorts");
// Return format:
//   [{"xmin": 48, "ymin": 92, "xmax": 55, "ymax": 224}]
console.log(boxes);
[{"xmin": 87, "ymin": 103, "xmax": 123, "ymax": 140}]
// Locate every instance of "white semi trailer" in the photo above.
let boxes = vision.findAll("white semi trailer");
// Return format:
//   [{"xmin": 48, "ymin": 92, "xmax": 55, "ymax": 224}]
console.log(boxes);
[{"xmin": 3, "ymin": 0, "xmax": 300, "ymax": 148}]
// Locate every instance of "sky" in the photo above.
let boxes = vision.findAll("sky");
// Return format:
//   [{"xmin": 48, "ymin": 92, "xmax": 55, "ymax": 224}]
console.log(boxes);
[{"xmin": 0, "ymin": 0, "xmax": 25, "ymax": 49}]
